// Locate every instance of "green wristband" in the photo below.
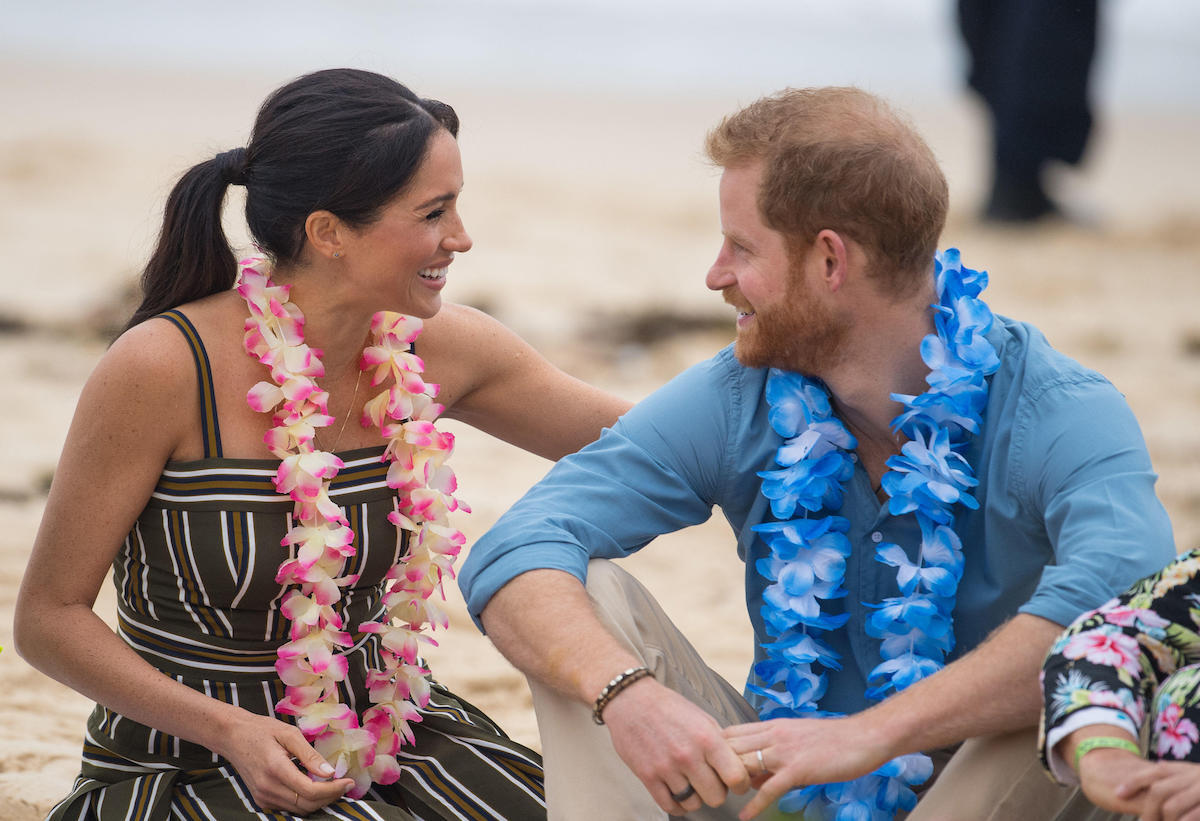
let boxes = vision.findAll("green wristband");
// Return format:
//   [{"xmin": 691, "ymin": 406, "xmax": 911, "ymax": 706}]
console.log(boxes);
[{"xmin": 1074, "ymin": 736, "xmax": 1141, "ymax": 770}]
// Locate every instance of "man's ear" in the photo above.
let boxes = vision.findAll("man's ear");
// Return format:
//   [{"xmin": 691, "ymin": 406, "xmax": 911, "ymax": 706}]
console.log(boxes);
[
  {"xmin": 304, "ymin": 210, "xmax": 347, "ymax": 261},
  {"xmin": 813, "ymin": 228, "xmax": 849, "ymax": 293}
]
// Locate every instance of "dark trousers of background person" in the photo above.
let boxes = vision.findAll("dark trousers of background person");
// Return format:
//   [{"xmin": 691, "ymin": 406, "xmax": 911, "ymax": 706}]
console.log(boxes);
[{"xmin": 958, "ymin": 0, "xmax": 1099, "ymax": 221}]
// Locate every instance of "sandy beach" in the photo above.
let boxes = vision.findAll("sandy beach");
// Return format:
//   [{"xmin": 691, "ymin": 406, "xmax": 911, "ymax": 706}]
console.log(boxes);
[{"xmin": 1, "ymin": 57, "xmax": 1199, "ymax": 819}]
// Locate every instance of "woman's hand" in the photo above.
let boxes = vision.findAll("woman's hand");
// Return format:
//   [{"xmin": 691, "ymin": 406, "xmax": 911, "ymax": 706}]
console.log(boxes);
[{"xmin": 212, "ymin": 710, "xmax": 356, "ymax": 814}]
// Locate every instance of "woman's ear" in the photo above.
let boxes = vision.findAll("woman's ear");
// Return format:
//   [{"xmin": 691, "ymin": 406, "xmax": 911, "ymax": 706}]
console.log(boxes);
[{"xmin": 304, "ymin": 210, "xmax": 347, "ymax": 261}]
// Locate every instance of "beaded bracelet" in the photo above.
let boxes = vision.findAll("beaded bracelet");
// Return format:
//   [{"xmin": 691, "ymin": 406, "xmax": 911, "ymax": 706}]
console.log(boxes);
[
  {"xmin": 1074, "ymin": 736, "xmax": 1141, "ymax": 770},
  {"xmin": 592, "ymin": 666, "xmax": 653, "ymax": 725}
]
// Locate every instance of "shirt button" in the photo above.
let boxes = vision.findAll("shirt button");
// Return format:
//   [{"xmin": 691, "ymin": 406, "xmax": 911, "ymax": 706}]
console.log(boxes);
[
  {"xmin": 850, "ymin": 454, "xmax": 859, "ymax": 462},
  {"xmin": 870, "ymin": 531, "xmax": 883, "ymax": 543}
]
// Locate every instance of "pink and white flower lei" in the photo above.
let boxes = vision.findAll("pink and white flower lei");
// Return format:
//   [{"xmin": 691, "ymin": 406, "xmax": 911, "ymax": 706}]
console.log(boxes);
[{"xmin": 236, "ymin": 258, "xmax": 468, "ymax": 797}]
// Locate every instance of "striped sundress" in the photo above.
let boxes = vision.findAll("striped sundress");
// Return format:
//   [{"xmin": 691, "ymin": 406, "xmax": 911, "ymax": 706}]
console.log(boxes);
[{"xmin": 47, "ymin": 310, "xmax": 546, "ymax": 821}]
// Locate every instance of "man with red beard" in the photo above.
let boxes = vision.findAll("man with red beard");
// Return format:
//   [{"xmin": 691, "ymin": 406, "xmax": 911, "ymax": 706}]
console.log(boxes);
[{"xmin": 459, "ymin": 87, "xmax": 1173, "ymax": 820}]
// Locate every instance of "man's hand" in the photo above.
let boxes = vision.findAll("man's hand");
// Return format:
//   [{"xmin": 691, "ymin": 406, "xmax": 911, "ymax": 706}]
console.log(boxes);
[
  {"xmin": 710, "ymin": 615, "xmax": 1061, "ymax": 819},
  {"xmin": 723, "ymin": 715, "xmax": 888, "ymax": 820},
  {"xmin": 603, "ymin": 676, "xmax": 752, "ymax": 816}
]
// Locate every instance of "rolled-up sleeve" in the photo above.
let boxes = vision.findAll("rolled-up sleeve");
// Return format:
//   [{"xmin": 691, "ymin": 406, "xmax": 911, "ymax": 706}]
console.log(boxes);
[
  {"xmin": 1016, "ymin": 375, "xmax": 1175, "ymax": 626},
  {"xmin": 459, "ymin": 352, "xmax": 741, "ymax": 629}
]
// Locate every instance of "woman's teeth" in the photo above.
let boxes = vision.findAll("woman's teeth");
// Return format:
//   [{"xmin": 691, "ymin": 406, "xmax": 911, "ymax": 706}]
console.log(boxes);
[{"xmin": 418, "ymin": 267, "xmax": 447, "ymax": 281}]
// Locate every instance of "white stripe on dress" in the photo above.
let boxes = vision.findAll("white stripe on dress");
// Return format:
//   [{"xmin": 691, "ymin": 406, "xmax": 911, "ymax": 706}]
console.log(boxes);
[
  {"xmin": 216, "ymin": 764, "xmax": 276, "ymax": 818},
  {"xmin": 181, "ymin": 510, "xmax": 235, "ymax": 635},
  {"xmin": 233, "ymin": 510, "xmax": 258, "ymax": 611},
  {"xmin": 220, "ymin": 511, "xmax": 239, "ymax": 580},
  {"xmin": 393, "ymin": 751, "xmax": 505, "ymax": 821},
  {"xmin": 160, "ymin": 509, "xmax": 209, "ymax": 634},
  {"xmin": 151, "ymin": 477, "xmax": 390, "ymax": 505},
  {"xmin": 134, "ymin": 522, "xmax": 157, "ymax": 620},
  {"xmin": 422, "ymin": 726, "xmax": 545, "ymax": 806}
]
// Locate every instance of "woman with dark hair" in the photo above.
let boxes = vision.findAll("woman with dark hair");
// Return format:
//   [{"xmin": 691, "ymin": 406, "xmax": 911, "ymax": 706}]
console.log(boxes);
[{"xmin": 14, "ymin": 68, "xmax": 629, "ymax": 820}]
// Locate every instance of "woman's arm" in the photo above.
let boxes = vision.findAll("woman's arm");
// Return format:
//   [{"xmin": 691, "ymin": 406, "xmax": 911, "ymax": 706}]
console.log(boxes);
[
  {"xmin": 422, "ymin": 304, "xmax": 632, "ymax": 459},
  {"xmin": 14, "ymin": 318, "xmax": 353, "ymax": 813}
]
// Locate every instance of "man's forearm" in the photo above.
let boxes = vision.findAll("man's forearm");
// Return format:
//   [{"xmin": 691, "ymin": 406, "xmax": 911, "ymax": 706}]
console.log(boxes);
[
  {"xmin": 482, "ymin": 566, "xmax": 754, "ymax": 814},
  {"xmin": 864, "ymin": 612, "xmax": 1063, "ymax": 757},
  {"xmin": 479, "ymin": 568, "xmax": 641, "ymax": 704}
]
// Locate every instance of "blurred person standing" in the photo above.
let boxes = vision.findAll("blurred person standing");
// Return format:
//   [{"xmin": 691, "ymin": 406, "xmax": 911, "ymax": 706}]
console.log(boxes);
[{"xmin": 958, "ymin": 0, "xmax": 1100, "ymax": 222}]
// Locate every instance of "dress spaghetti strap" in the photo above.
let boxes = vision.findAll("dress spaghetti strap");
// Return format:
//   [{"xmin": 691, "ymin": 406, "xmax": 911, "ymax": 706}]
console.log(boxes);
[{"xmin": 157, "ymin": 310, "xmax": 223, "ymax": 458}]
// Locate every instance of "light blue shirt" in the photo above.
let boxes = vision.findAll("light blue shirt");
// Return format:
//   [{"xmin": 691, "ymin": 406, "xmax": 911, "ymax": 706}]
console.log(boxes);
[{"xmin": 460, "ymin": 316, "xmax": 1176, "ymax": 715}]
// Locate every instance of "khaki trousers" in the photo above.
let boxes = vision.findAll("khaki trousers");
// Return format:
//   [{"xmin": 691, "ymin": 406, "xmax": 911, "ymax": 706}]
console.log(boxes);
[{"xmin": 531, "ymin": 560, "xmax": 1127, "ymax": 821}]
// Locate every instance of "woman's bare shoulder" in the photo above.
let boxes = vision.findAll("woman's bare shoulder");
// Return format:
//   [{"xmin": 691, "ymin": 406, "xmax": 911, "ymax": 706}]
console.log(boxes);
[
  {"xmin": 88, "ymin": 312, "xmax": 207, "ymax": 447},
  {"xmin": 104, "ymin": 315, "xmax": 198, "ymax": 384}
]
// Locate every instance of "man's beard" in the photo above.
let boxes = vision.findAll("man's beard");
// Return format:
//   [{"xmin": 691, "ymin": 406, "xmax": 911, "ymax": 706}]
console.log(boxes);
[{"xmin": 731, "ymin": 275, "xmax": 847, "ymax": 377}]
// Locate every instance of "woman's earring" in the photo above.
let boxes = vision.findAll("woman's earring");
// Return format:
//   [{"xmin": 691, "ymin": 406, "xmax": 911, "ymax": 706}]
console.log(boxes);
[{"xmin": 333, "ymin": 251, "xmax": 342, "ymax": 259}]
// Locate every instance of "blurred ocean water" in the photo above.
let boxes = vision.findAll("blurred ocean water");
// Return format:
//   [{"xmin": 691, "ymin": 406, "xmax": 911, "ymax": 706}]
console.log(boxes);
[{"xmin": 3, "ymin": 0, "xmax": 1198, "ymax": 110}]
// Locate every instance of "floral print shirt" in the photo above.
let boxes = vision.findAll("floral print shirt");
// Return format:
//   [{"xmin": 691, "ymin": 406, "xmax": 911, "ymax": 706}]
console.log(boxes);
[{"xmin": 1040, "ymin": 548, "xmax": 1200, "ymax": 783}]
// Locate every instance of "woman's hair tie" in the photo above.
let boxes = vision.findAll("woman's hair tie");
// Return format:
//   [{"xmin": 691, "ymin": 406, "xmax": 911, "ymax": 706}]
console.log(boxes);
[{"xmin": 217, "ymin": 147, "xmax": 249, "ymax": 186}]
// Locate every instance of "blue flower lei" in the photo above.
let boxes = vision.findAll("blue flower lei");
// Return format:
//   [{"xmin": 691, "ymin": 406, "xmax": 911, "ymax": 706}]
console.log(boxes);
[{"xmin": 751, "ymin": 249, "xmax": 1000, "ymax": 819}]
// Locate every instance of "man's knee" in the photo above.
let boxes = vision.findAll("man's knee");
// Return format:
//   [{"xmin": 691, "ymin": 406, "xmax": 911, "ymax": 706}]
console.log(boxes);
[
  {"xmin": 583, "ymin": 559, "xmax": 652, "ymax": 640},
  {"xmin": 584, "ymin": 558, "xmax": 629, "ymax": 597},
  {"xmin": 583, "ymin": 559, "xmax": 675, "ymax": 669}
]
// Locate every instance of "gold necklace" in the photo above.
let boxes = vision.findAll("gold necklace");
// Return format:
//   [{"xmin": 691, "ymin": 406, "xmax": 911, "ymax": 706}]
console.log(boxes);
[{"xmin": 320, "ymin": 366, "xmax": 364, "ymax": 452}]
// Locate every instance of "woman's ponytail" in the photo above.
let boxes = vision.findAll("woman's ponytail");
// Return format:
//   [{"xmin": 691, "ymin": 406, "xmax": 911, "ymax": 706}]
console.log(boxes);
[{"xmin": 121, "ymin": 147, "xmax": 247, "ymax": 333}]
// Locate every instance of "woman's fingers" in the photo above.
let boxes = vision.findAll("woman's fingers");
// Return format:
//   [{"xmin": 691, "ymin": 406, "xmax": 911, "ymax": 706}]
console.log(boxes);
[
  {"xmin": 277, "ymin": 726, "xmax": 336, "ymax": 779},
  {"xmin": 274, "ymin": 729, "xmax": 356, "ymax": 807},
  {"xmin": 225, "ymin": 717, "xmax": 356, "ymax": 812}
]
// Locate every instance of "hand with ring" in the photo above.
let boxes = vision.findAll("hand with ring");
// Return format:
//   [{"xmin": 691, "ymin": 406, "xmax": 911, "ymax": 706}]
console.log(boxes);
[
  {"xmin": 723, "ymin": 714, "xmax": 888, "ymax": 820},
  {"xmin": 737, "ymin": 747, "xmax": 770, "ymax": 787},
  {"xmin": 207, "ymin": 708, "xmax": 355, "ymax": 813},
  {"xmin": 670, "ymin": 783, "xmax": 696, "ymax": 803},
  {"xmin": 601, "ymin": 679, "xmax": 752, "ymax": 814}
]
